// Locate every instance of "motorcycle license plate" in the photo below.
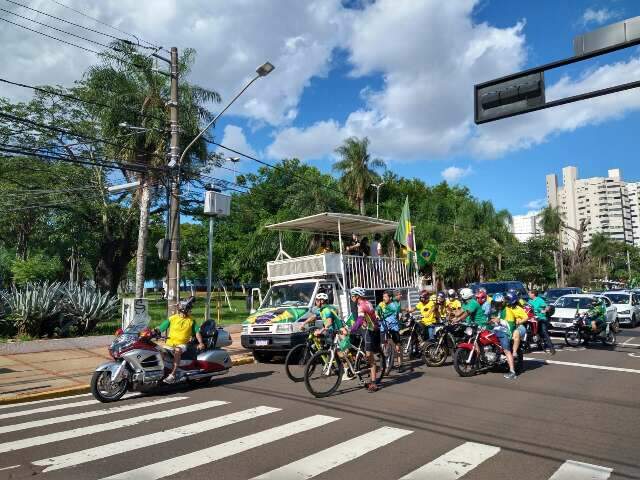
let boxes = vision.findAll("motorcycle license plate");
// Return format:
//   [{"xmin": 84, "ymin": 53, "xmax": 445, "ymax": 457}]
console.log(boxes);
[
  {"xmin": 552, "ymin": 322, "xmax": 569, "ymax": 328},
  {"xmin": 255, "ymin": 339, "xmax": 269, "ymax": 346}
]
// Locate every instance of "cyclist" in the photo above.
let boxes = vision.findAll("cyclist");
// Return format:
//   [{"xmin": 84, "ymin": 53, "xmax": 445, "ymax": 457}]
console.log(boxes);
[
  {"xmin": 527, "ymin": 288, "xmax": 555, "ymax": 354},
  {"xmin": 445, "ymin": 289, "xmax": 462, "ymax": 317},
  {"xmin": 455, "ymin": 288, "xmax": 489, "ymax": 329},
  {"xmin": 488, "ymin": 293, "xmax": 517, "ymax": 379},
  {"xmin": 313, "ymin": 293, "xmax": 350, "ymax": 348},
  {"xmin": 376, "ymin": 291, "xmax": 403, "ymax": 371},
  {"xmin": 350, "ymin": 287, "xmax": 381, "ymax": 392}
]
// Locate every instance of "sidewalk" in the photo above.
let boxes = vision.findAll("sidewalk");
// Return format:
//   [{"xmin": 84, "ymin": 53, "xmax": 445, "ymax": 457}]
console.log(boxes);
[{"xmin": 0, "ymin": 324, "xmax": 252, "ymax": 404}]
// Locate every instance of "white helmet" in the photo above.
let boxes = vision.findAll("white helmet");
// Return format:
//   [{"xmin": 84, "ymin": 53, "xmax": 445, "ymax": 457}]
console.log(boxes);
[
  {"xmin": 315, "ymin": 292, "xmax": 329, "ymax": 301},
  {"xmin": 447, "ymin": 289, "xmax": 456, "ymax": 297},
  {"xmin": 350, "ymin": 287, "xmax": 366, "ymax": 297},
  {"xmin": 459, "ymin": 288, "xmax": 473, "ymax": 301}
]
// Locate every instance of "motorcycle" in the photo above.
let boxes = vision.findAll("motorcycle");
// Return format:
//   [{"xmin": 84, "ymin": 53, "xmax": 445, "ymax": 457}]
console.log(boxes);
[
  {"xmin": 422, "ymin": 321, "xmax": 468, "ymax": 367},
  {"xmin": 399, "ymin": 311, "xmax": 425, "ymax": 360},
  {"xmin": 91, "ymin": 320, "xmax": 232, "ymax": 403},
  {"xmin": 522, "ymin": 317, "xmax": 545, "ymax": 353},
  {"xmin": 453, "ymin": 324, "xmax": 524, "ymax": 377},
  {"xmin": 565, "ymin": 312, "xmax": 616, "ymax": 347}
]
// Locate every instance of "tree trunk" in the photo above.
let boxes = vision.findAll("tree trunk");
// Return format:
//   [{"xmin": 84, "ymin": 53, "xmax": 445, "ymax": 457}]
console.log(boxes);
[
  {"xmin": 135, "ymin": 177, "xmax": 152, "ymax": 298},
  {"xmin": 558, "ymin": 247, "xmax": 565, "ymax": 287},
  {"xmin": 359, "ymin": 197, "xmax": 366, "ymax": 215}
]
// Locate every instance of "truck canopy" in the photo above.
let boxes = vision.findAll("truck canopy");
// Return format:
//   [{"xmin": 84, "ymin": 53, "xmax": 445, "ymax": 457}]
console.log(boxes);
[{"xmin": 265, "ymin": 212, "xmax": 397, "ymax": 236}]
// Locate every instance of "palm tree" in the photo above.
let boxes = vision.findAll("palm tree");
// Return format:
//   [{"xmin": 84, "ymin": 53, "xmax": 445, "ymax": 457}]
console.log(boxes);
[
  {"xmin": 590, "ymin": 232, "xmax": 613, "ymax": 279},
  {"xmin": 333, "ymin": 137, "xmax": 385, "ymax": 215},
  {"xmin": 540, "ymin": 206, "xmax": 565, "ymax": 286}
]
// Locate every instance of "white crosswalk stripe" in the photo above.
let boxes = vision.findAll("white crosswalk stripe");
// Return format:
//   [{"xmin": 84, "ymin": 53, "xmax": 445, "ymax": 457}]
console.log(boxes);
[
  {"xmin": 99, "ymin": 414, "xmax": 340, "ymax": 480},
  {"xmin": 399, "ymin": 442, "xmax": 501, "ymax": 480},
  {"xmin": 0, "ymin": 396, "xmax": 186, "ymax": 435},
  {"xmin": 0, "ymin": 393, "xmax": 92, "ymax": 411},
  {"xmin": 0, "ymin": 398, "xmax": 219, "ymax": 454},
  {"xmin": 252, "ymin": 426, "xmax": 412, "ymax": 479},
  {"xmin": 548, "ymin": 460, "xmax": 613, "ymax": 480},
  {"xmin": 33, "ymin": 405, "xmax": 279, "ymax": 472},
  {"xmin": 0, "ymin": 399, "xmax": 98, "ymax": 420}
]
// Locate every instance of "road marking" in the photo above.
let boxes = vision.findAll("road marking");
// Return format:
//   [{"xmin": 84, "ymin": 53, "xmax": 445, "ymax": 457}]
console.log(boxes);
[
  {"xmin": 627, "ymin": 353, "xmax": 640, "ymax": 358},
  {"xmin": 0, "ymin": 399, "xmax": 226, "ymax": 454},
  {"xmin": 0, "ymin": 465, "xmax": 20, "ymax": 471},
  {"xmin": 100, "ymin": 415, "xmax": 340, "ymax": 480},
  {"xmin": 0, "ymin": 396, "xmax": 186, "ymax": 435},
  {"xmin": 524, "ymin": 357, "xmax": 640, "ymax": 374},
  {"xmin": 548, "ymin": 460, "xmax": 612, "ymax": 479},
  {"xmin": 399, "ymin": 442, "xmax": 500, "ymax": 480},
  {"xmin": 251, "ymin": 426, "xmax": 412, "ymax": 479},
  {"xmin": 34, "ymin": 405, "xmax": 279, "ymax": 472},
  {"xmin": 0, "ymin": 399, "xmax": 98, "ymax": 420},
  {"xmin": 0, "ymin": 393, "xmax": 92, "ymax": 411},
  {"xmin": 623, "ymin": 337, "xmax": 635, "ymax": 345}
]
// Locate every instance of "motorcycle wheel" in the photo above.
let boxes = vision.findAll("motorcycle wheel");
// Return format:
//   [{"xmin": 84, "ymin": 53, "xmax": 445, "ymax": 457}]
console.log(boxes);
[
  {"xmin": 564, "ymin": 329, "xmax": 581, "ymax": 348},
  {"xmin": 401, "ymin": 336, "xmax": 417, "ymax": 360},
  {"xmin": 453, "ymin": 348, "xmax": 477, "ymax": 377},
  {"xmin": 304, "ymin": 350, "xmax": 343, "ymax": 398},
  {"xmin": 423, "ymin": 342, "xmax": 448, "ymax": 367},
  {"xmin": 602, "ymin": 331, "xmax": 616, "ymax": 346},
  {"xmin": 381, "ymin": 342, "xmax": 395, "ymax": 375},
  {"xmin": 91, "ymin": 370, "xmax": 128, "ymax": 403},
  {"xmin": 285, "ymin": 343, "xmax": 313, "ymax": 383}
]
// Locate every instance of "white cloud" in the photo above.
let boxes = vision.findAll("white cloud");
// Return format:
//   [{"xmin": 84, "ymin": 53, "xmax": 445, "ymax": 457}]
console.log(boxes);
[
  {"xmin": 441, "ymin": 165, "xmax": 473, "ymax": 183},
  {"xmin": 525, "ymin": 198, "xmax": 546, "ymax": 210},
  {"xmin": 217, "ymin": 125, "xmax": 257, "ymax": 158},
  {"xmin": 266, "ymin": 120, "xmax": 343, "ymax": 159},
  {"xmin": 581, "ymin": 8, "xmax": 619, "ymax": 26}
]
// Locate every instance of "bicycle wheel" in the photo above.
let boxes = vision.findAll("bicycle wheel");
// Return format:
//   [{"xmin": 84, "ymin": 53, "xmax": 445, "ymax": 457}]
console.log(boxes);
[
  {"xmin": 304, "ymin": 350, "xmax": 343, "ymax": 398},
  {"xmin": 285, "ymin": 343, "xmax": 313, "ymax": 382},
  {"xmin": 381, "ymin": 341, "xmax": 395, "ymax": 375},
  {"xmin": 354, "ymin": 350, "xmax": 386, "ymax": 384}
]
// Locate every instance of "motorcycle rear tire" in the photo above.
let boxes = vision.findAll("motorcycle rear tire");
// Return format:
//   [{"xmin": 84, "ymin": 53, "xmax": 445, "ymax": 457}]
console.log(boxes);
[
  {"xmin": 602, "ymin": 331, "xmax": 616, "ymax": 346},
  {"xmin": 564, "ymin": 329, "xmax": 581, "ymax": 348},
  {"xmin": 423, "ymin": 342, "xmax": 448, "ymax": 367},
  {"xmin": 91, "ymin": 370, "xmax": 128, "ymax": 403},
  {"xmin": 453, "ymin": 348, "xmax": 477, "ymax": 377}
]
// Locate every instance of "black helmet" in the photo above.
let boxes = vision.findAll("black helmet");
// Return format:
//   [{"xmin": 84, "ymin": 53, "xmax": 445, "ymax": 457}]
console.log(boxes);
[{"xmin": 178, "ymin": 296, "xmax": 196, "ymax": 313}]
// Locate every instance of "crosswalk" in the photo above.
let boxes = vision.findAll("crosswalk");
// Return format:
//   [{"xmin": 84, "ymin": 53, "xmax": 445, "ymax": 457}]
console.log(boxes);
[{"xmin": 0, "ymin": 394, "xmax": 618, "ymax": 479}]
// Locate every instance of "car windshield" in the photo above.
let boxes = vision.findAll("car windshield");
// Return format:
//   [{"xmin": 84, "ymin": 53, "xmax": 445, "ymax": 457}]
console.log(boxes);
[
  {"xmin": 604, "ymin": 293, "xmax": 630, "ymax": 304},
  {"xmin": 261, "ymin": 283, "xmax": 315, "ymax": 308},
  {"xmin": 546, "ymin": 289, "xmax": 573, "ymax": 298},
  {"xmin": 472, "ymin": 283, "xmax": 508, "ymax": 295},
  {"xmin": 554, "ymin": 296, "xmax": 595, "ymax": 309}
]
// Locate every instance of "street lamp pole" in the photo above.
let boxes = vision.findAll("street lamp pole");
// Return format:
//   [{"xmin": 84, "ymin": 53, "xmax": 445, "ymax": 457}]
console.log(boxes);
[{"xmin": 371, "ymin": 182, "xmax": 384, "ymax": 218}]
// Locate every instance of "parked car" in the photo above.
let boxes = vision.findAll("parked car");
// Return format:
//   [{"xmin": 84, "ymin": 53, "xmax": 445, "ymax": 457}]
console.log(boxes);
[
  {"xmin": 468, "ymin": 281, "xmax": 527, "ymax": 299},
  {"xmin": 548, "ymin": 294, "xmax": 617, "ymax": 335},
  {"xmin": 543, "ymin": 287, "xmax": 582, "ymax": 304},
  {"xmin": 603, "ymin": 291, "xmax": 640, "ymax": 328}
]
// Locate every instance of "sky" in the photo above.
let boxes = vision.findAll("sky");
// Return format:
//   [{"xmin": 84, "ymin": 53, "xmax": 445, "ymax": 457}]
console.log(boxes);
[{"xmin": 3, "ymin": 0, "xmax": 640, "ymax": 216}]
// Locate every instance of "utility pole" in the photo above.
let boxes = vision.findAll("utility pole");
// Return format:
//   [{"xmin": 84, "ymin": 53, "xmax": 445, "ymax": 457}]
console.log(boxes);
[
  {"xmin": 370, "ymin": 182, "xmax": 384, "ymax": 218},
  {"xmin": 166, "ymin": 46, "xmax": 180, "ymax": 315}
]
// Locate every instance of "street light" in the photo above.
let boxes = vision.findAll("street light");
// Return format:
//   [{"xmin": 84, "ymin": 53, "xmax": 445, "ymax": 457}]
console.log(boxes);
[{"xmin": 371, "ymin": 182, "xmax": 384, "ymax": 218}]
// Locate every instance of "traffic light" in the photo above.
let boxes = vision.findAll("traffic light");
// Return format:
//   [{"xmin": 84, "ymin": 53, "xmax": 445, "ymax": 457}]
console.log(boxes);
[
  {"xmin": 156, "ymin": 238, "xmax": 171, "ymax": 261},
  {"xmin": 475, "ymin": 72, "xmax": 545, "ymax": 124}
]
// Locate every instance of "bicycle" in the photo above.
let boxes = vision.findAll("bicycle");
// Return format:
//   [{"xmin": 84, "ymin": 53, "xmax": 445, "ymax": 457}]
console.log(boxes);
[
  {"xmin": 284, "ymin": 327, "xmax": 323, "ymax": 382},
  {"xmin": 303, "ymin": 332, "xmax": 385, "ymax": 398}
]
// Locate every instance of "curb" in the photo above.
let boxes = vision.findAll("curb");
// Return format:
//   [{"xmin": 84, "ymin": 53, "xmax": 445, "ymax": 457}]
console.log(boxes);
[{"xmin": 0, "ymin": 353, "xmax": 255, "ymax": 406}]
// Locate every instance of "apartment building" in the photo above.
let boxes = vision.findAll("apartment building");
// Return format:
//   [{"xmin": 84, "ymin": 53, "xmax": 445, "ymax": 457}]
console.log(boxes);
[
  {"xmin": 511, "ymin": 211, "xmax": 541, "ymax": 242},
  {"xmin": 546, "ymin": 166, "xmax": 634, "ymax": 249}
]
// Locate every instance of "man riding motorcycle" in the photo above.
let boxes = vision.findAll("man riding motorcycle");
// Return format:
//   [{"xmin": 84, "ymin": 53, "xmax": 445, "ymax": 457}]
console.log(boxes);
[
  {"xmin": 476, "ymin": 289, "xmax": 491, "ymax": 317},
  {"xmin": 155, "ymin": 296, "xmax": 204, "ymax": 384},
  {"xmin": 412, "ymin": 290, "xmax": 438, "ymax": 341},
  {"xmin": 445, "ymin": 289, "xmax": 462, "ymax": 317},
  {"xmin": 504, "ymin": 291, "xmax": 528, "ymax": 375},
  {"xmin": 586, "ymin": 297, "xmax": 607, "ymax": 333},
  {"xmin": 528, "ymin": 288, "xmax": 555, "ymax": 354},
  {"xmin": 455, "ymin": 288, "xmax": 489, "ymax": 329},
  {"xmin": 488, "ymin": 293, "xmax": 518, "ymax": 379}
]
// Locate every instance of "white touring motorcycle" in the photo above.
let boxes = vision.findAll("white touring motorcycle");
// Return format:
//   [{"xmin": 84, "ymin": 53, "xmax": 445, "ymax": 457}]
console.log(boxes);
[{"xmin": 91, "ymin": 320, "xmax": 232, "ymax": 402}]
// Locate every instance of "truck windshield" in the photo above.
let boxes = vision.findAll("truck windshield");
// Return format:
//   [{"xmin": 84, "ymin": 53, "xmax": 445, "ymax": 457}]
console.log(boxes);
[{"xmin": 261, "ymin": 283, "xmax": 316, "ymax": 308}]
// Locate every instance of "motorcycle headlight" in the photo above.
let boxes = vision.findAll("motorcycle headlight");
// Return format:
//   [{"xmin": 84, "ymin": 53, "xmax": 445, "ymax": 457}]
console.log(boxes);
[
  {"xmin": 464, "ymin": 326, "xmax": 474, "ymax": 336},
  {"xmin": 276, "ymin": 323, "xmax": 293, "ymax": 334}
]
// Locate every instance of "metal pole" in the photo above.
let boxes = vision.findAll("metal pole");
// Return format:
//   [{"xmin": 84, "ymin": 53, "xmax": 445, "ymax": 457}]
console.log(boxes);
[
  {"xmin": 166, "ymin": 47, "xmax": 180, "ymax": 315},
  {"xmin": 206, "ymin": 217, "xmax": 214, "ymax": 321},
  {"xmin": 376, "ymin": 187, "xmax": 380, "ymax": 218},
  {"xmin": 627, "ymin": 248, "xmax": 632, "ymax": 279}
]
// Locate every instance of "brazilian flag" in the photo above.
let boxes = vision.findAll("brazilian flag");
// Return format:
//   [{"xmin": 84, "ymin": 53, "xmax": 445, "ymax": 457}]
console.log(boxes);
[{"xmin": 417, "ymin": 246, "xmax": 437, "ymax": 268}]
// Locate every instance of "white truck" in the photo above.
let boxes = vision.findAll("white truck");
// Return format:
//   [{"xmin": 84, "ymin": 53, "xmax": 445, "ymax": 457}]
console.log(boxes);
[{"xmin": 240, "ymin": 212, "xmax": 421, "ymax": 362}]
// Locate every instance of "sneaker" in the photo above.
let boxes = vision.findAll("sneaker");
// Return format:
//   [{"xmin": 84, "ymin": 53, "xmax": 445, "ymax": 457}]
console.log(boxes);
[
  {"xmin": 163, "ymin": 374, "xmax": 176, "ymax": 384},
  {"xmin": 503, "ymin": 371, "xmax": 517, "ymax": 380},
  {"xmin": 341, "ymin": 370, "xmax": 355, "ymax": 381},
  {"xmin": 366, "ymin": 382, "xmax": 379, "ymax": 392}
]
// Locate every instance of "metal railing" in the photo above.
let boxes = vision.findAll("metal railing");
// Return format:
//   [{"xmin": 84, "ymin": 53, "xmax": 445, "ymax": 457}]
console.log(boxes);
[{"xmin": 343, "ymin": 255, "xmax": 418, "ymax": 290}]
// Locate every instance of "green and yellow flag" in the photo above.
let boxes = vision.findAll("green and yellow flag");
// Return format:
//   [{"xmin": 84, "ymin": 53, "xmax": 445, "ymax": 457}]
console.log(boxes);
[{"xmin": 395, "ymin": 197, "xmax": 415, "ymax": 264}]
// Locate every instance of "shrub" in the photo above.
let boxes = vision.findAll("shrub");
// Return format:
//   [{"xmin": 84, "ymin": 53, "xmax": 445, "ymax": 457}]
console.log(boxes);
[
  {"xmin": 61, "ymin": 284, "xmax": 119, "ymax": 336},
  {"xmin": 11, "ymin": 254, "xmax": 62, "ymax": 286},
  {"xmin": 0, "ymin": 282, "xmax": 63, "ymax": 337}
]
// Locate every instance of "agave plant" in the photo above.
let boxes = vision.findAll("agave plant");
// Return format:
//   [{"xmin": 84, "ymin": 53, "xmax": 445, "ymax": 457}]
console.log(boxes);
[
  {"xmin": 61, "ymin": 284, "xmax": 119, "ymax": 335},
  {"xmin": 0, "ymin": 282, "xmax": 64, "ymax": 337}
]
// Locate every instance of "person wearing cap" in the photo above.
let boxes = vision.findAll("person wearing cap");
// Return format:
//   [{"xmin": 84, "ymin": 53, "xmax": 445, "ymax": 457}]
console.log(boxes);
[{"xmin": 156, "ymin": 296, "xmax": 204, "ymax": 384}]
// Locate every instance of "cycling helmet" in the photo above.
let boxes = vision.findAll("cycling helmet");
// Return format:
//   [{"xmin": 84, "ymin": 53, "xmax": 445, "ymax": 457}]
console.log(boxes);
[
  {"xmin": 177, "ymin": 296, "xmax": 195, "ymax": 313},
  {"xmin": 505, "ymin": 291, "xmax": 519, "ymax": 306},
  {"xmin": 350, "ymin": 287, "xmax": 366, "ymax": 297},
  {"xmin": 315, "ymin": 292, "xmax": 329, "ymax": 301},
  {"xmin": 447, "ymin": 288, "xmax": 456, "ymax": 297},
  {"xmin": 475, "ymin": 290, "xmax": 488, "ymax": 304},
  {"xmin": 493, "ymin": 292, "xmax": 505, "ymax": 304},
  {"xmin": 459, "ymin": 288, "xmax": 473, "ymax": 301}
]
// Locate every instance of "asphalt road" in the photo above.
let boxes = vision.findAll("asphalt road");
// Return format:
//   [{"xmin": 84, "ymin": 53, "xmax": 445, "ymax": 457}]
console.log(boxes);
[{"xmin": 1, "ymin": 326, "xmax": 639, "ymax": 480}]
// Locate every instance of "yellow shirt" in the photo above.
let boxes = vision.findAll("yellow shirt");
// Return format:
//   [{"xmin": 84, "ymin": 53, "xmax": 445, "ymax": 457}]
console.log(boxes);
[
  {"xmin": 446, "ymin": 299, "xmax": 461, "ymax": 314},
  {"xmin": 165, "ymin": 314, "xmax": 196, "ymax": 346},
  {"xmin": 416, "ymin": 301, "xmax": 437, "ymax": 326}
]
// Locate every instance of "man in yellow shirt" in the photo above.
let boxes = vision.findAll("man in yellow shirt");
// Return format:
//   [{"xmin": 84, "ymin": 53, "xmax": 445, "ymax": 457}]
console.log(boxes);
[
  {"xmin": 156, "ymin": 296, "xmax": 205, "ymax": 383},
  {"xmin": 411, "ymin": 291, "xmax": 438, "ymax": 341},
  {"xmin": 445, "ymin": 289, "xmax": 462, "ymax": 319}
]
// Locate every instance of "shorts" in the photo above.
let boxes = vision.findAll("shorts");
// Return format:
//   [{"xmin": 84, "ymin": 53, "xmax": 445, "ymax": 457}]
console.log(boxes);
[
  {"xmin": 381, "ymin": 330, "xmax": 400, "ymax": 344},
  {"xmin": 167, "ymin": 343, "xmax": 188, "ymax": 352},
  {"xmin": 514, "ymin": 325, "xmax": 526, "ymax": 338},
  {"xmin": 364, "ymin": 329, "xmax": 381, "ymax": 353},
  {"xmin": 493, "ymin": 328, "xmax": 511, "ymax": 351}
]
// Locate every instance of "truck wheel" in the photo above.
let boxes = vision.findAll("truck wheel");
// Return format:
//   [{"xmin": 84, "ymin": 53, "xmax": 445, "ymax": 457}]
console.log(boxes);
[{"xmin": 253, "ymin": 351, "xmax": 273, "ymax": 363}]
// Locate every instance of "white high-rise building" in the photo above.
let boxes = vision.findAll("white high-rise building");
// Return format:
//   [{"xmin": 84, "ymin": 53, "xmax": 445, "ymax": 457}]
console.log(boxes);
[
  {"xmin": 511, "ymin": 211, "xmax": 541, "ymax": 242},
  {"xmin": 546, "ymin": 166, "xmax": 634, "ymax": 249}
]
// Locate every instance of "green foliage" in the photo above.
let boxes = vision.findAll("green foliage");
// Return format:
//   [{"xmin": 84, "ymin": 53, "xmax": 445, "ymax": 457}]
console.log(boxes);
[
  {"xmin": 11, "ymin": 254, "xmax": 63, "ymax": 286},
  {"xmin": 497, "ymin": 237, "xmax": 557, "ymax": 287},
  {"xmin": 61, "ymin": 284, "xmax": 119, "ymax": 336},
  {"xmin": 0, "ymin": 282, "xmax": 63, "ymax": 337}
]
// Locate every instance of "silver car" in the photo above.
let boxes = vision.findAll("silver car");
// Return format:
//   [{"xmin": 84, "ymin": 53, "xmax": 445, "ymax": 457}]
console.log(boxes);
[{"xmin": 603, "ymin": 291, "xmax": 640, "ymax": 328}]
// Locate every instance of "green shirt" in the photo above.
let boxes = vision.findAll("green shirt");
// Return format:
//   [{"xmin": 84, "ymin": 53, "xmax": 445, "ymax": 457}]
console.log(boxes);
[
  {"xmin": 463, "ymin": 298, "xmax": 489, "ymax": 328},
  {"xmin": 319, "ymin": 305, "xmax": 343, "ymax": 331},
  {"xmin": 528, "ymin": 296, "xmax": 547, "ymax": 321}
]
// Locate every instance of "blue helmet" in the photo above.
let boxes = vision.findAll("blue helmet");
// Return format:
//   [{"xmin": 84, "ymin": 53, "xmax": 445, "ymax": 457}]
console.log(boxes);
[
  {"xmin": 493, "ymin": 293, "xmax": 505, "ymax": 303},
  {"xmin": 505, "ymin": 292, "xmax": 519, "ymax": 306}
]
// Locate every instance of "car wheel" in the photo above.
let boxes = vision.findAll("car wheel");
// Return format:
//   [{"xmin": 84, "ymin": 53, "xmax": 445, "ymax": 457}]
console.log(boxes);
[{"xmin": 632, "ymin": 315, "xmax": 638, "ymax": 329}]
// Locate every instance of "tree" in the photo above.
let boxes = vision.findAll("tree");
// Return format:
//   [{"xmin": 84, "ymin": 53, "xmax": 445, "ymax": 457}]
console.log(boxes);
[
  {"xmin": 333, "ymin": 137, "xmax": 385, "ymax": 215},
  {"xmin": 540, "ymin": 206, "xmax": 565, "ymax": 286}
]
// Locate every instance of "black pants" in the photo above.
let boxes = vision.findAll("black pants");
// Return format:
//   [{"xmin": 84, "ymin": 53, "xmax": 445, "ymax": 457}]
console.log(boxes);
[{"xmin": 538, "ymin": 320, "xmax": 554, "ymax": 351}]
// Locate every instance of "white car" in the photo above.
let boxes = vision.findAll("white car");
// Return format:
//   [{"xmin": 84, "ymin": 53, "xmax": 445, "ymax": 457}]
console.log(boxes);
[
  {"xmin": 549, "ymin": 294, "xmax": 617, "ymax": 334},
  {"xmin": 603, "ymin": 291, "xmax": 640, "ymax": 328}
]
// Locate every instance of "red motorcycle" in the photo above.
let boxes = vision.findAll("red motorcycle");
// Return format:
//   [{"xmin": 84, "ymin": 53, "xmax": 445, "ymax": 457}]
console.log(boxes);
[{"xmin": 452, "ymin": 324, "xmax": 524, "ymax": 377}]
